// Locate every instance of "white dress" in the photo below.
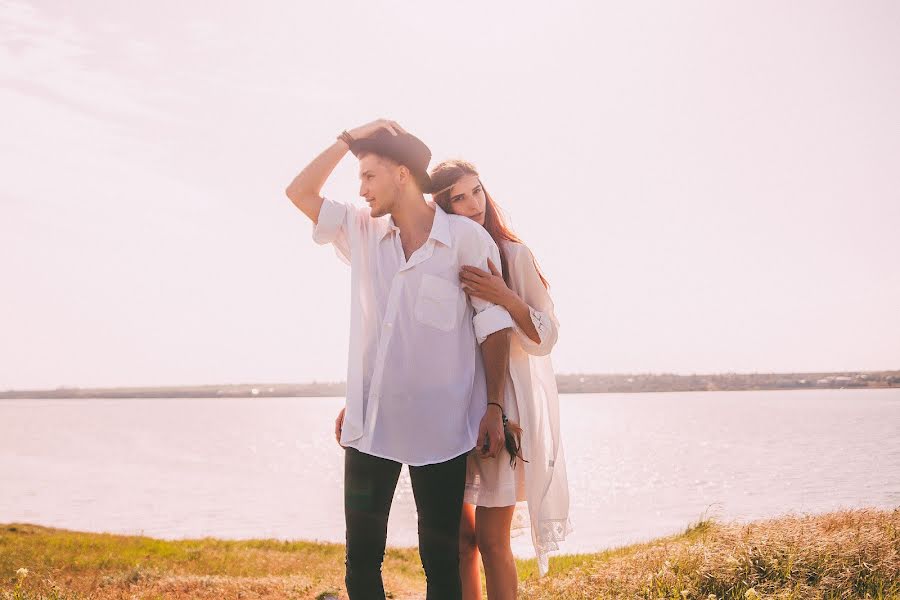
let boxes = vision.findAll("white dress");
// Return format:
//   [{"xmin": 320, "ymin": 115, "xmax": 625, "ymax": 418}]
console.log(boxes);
[{"xmin": 462, "ymin": 240, "xmax": 572, "ymax": 576}]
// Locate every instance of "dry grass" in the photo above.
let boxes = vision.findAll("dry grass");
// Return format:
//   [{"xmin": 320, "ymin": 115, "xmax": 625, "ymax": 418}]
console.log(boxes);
[
  {"xmin": 2, "ymin": 508, "xmax": 897, "ymax": 599},
  {"xmin": 520, "ymin": 508, "xmax": 900, "ymax": 599}
]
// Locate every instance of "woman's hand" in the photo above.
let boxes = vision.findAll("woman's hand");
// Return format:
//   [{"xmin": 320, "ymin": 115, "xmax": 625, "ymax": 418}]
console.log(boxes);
[
  {"xmin": 347, "ymin": 119, "xmax": 406, "ymax": 140},
  {"xmin": 334, "ymin": 407, "xmax": 345, "ymax": 446},
  {"xmin": 459, "ymin": 259, "xmax": 512, "ymax": 307}
]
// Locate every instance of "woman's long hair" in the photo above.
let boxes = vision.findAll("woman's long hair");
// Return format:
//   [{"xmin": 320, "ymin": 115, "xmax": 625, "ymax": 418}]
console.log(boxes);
[{"xmin": 429, "ymin": 159, "xmax": 549, "ymax": 289}]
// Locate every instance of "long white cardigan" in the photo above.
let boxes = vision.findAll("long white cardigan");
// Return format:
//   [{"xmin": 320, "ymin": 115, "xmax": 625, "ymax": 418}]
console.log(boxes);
[{"xmin": 484, "ymin": 240, "xmax": 573, "ymax": 576}]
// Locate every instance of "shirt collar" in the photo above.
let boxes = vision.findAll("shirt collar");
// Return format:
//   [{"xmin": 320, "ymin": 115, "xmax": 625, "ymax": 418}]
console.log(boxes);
[
  {"xmin": 429, "ymin": 203, "xmax": 452, "ymax": 246},
  {"xmin": 379, "ymin": 217, "xmax": 400, "ymax": 241},
  {"xmin": 378, "ymin": 203, "xmax": 453, "ymax": 247}
]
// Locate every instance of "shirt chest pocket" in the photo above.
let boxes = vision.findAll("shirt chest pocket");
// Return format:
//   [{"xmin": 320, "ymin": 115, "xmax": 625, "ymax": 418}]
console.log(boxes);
[{"xmin": 415, "ymin": 274, "xmax": 463, "ymax": 332}]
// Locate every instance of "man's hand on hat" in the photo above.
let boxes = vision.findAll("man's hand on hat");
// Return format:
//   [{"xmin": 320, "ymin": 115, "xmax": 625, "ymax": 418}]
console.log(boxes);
[{"xmin": 348, "ymin": 119, "xmax": 407, "ymax": 141}]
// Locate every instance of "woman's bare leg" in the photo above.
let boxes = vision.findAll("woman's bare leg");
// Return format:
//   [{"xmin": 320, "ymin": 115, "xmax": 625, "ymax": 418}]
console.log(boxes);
[
  {"xmin": 476, "ymin": 505, "xmax": 517, "ymax": 600},
  {"xmin": 459, "ymin": 502, "xmax": 482, "ymax": 599}
]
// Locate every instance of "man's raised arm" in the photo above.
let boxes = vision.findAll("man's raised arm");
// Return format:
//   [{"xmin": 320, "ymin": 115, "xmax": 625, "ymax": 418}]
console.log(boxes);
[
  {"xmin": 284, "ymin": 119, "xmax": 406, "ymax": 223},
  {"xmin": 284, "ymin": 141, "xmax": 347, "ymax": 223}
]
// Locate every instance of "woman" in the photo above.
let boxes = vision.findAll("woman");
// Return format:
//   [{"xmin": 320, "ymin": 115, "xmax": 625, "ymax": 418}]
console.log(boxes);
[{"xmin": 430, "ymin": 159, "xmax": 571, "ymax": 599}]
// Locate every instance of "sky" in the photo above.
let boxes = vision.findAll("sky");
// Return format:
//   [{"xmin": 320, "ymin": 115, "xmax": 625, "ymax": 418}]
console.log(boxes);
[{"xmin": 1, "ymin": 1, "xmax": 898, "ymax": 390}]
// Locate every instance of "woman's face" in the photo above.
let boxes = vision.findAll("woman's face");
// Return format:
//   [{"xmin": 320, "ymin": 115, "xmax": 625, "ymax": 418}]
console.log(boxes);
[{"xmin": 446, "ymin": 174, "xmax": 486, "ymax": 225}]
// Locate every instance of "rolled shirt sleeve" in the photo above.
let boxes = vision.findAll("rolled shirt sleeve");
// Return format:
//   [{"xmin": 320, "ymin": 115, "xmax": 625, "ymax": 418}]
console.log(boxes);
[
  {"xmin": 474, "ymin": 304, "xmax": 514, "ymax": 344},
  {"xmin": 311, "ymin": 197, "xmax": 353, "ymax": 264},
  {"xmin": 467, "ymin": 232, "xmax": 514, "ymax": 344}
]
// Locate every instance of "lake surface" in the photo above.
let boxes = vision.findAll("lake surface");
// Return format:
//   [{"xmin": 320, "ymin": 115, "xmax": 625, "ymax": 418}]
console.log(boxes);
[{"xmin": 1, "ymin": 389, "xmax": 898, "ymax": 556}]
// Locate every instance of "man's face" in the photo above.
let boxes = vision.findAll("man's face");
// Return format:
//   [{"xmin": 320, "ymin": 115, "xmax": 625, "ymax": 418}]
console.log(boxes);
[{"xmin": 358, "ymin": 154, "xmax": 402, "ymax": 218}]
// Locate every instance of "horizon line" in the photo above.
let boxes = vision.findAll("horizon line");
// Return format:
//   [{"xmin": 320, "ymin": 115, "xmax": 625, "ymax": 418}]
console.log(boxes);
[{"xmin": 4, "ymin": 368, "xmax": 899, "ymax": 394}]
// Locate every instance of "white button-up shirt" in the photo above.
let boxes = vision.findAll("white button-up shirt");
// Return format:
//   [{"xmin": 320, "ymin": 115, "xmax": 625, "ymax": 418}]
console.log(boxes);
[{"xmin": 312, "ymin": 197, "xmax": 514, "ymax": 466}]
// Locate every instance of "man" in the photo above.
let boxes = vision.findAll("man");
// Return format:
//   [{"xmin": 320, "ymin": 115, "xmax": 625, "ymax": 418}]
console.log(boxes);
[{"xmin": 285, "ymin": 119, "xmax": 513, "ymax": 599}]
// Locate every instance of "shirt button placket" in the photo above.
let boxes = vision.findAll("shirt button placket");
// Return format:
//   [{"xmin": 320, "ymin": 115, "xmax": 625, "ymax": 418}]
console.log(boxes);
[{"xmin": 366, "ymin": 274, "xmax": 403, "ymax": 437}]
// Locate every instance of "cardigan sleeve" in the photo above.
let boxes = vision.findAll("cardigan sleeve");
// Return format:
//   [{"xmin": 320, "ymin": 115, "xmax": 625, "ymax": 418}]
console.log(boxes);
[{"xmin": 506, "ymin": 243, "xmax": 559, "ymax": 356}]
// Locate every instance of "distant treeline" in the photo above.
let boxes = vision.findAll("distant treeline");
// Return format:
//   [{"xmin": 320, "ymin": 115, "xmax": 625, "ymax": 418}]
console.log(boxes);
[
  {"xmin": 555, "ymin": 370, "xmax": 900, "ymax": 394},
  {"xmin": 2, "ymin": 370, "xmax": 898, "ymax": 399}
]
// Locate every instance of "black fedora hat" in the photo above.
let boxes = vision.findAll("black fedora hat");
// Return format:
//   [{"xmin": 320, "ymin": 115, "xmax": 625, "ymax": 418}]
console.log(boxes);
[{"xmin": 349, "ymin": 129, "xmax": 433, "ymax": 193}]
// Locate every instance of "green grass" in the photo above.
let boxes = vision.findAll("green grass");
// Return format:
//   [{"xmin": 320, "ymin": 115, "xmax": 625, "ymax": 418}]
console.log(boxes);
[{"xmin": 2, "ymin": 509, "xmax": 898, "ymax": 600}]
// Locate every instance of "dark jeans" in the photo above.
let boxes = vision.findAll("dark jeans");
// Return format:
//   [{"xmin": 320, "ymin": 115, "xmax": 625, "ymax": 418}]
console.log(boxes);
[{"xmin": 344, "ymin": 446, "xmax": 468, "ymax": 600}]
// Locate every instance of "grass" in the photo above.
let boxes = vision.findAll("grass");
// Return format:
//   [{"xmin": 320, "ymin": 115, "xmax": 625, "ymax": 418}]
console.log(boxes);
[{"xmin": 1, "ymin": 508, "xmax": 897, "ymax": 599}]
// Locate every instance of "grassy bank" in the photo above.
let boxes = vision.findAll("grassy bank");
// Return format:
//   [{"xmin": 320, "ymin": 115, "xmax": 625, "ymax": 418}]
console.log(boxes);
[{"xmin": 2, "ymin": 508, "xmax": 897, "ymax": 599}]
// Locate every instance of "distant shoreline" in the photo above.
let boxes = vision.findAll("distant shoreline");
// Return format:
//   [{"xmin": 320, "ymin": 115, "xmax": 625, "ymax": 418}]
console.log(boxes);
[{"xmin": 2, "ymin": 370, "xmax": 897, "ymax": 399}]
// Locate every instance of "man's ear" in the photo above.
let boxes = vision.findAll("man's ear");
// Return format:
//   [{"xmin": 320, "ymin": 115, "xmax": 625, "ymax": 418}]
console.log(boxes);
[{"xmin": 397, "ymin": 164, "xmax": 410, "ymax": 185}]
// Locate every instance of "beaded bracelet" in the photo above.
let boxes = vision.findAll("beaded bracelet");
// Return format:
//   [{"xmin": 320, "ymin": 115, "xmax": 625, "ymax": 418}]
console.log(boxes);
[{"xmin": 337, "ymin": 130, "xmax": 355, "ymax": 147}]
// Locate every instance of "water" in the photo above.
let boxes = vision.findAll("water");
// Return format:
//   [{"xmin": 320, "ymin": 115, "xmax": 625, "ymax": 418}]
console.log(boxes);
[{"xmin": 1, "ymin": 389, "xmax": 898, "ymax": 556}]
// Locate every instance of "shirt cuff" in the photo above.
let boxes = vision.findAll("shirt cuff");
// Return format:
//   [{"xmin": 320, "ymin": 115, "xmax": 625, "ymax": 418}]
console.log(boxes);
[
  {"xmin": 474, "ymin": 304, "xmax": 514, "ymax": 344},
  {"xmin": 515, "ymin": 306, "xmax": 549, "ymax": 345},
  {"xmin": 311, "ymin": 197, "xmax": 346, "ymax": 245}
]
